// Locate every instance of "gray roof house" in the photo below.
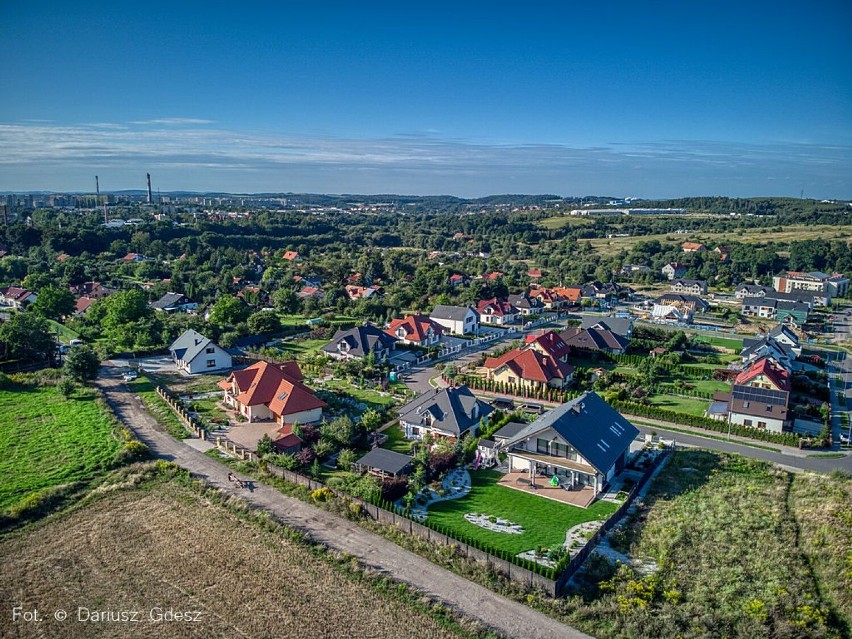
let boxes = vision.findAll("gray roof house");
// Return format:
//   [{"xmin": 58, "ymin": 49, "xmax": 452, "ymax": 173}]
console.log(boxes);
[
  {"xmin": 579, "ymin": 316, "xmax": 634, "ymax": 338},
  {"xmin": 397, "ymin": 386, "xmax": 493, "ymax": 441},
  {"xmin": 498, "ymin": 391, "xmax": 639, "ymax": 498},
  {"xmin": 169, "ymin": 329, "xmax": 232, "ymax": 374},
  {"xmin": 151, "ymin": 292, "xmax": 198, "ymax": 313},
  {"xmin": 430, "ymin": 305, "xmax": 480, "ymax": 335},
  {"xmin": 321, "ymin": 325, "xmax": 397, "ymax": 361}
]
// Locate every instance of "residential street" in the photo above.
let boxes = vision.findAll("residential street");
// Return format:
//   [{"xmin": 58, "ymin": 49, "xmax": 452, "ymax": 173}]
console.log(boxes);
[{"xmin": 97, "ymin": 362, "xmax": 591, "ymax": 639}]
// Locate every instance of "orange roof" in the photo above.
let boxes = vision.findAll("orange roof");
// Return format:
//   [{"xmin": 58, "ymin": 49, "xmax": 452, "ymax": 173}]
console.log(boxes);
[
  {"xmin": 485, "ymin": 271, "xmax": 504, "ymax": 281},
  {"xmin": 527, "ymin": 268, "xmax": 543, "ymax": 278},
  {"xmin": 735, "ymin": 357, "xmax": 789, "ymax": 392},
  {"xmin": 552, "ymin": 287, "xmax": 582, "ymax": 303},
  {"xmin": 282, "ymin": 250, "xmax": 300, "ymax": 261},
  {"xmin": 682, "ymin": 242, "xmax": 705, "ymax": 251},
  {"xmin": 386, "ymin": 314, "xmax": 443, "ymax": 343},
  {"xmin": 528, "ymin": 330, "xmax": 571, "ymax": 360},
  {"xmin": 75, "ymin": 297, "xmax": 94, "ymax": 314},
  {"xmin": 222, "ymin": 361, "xmax": 324, "ymax": 418},
  {"xmin": 485, "ymin": 348, "xmax": 573, "ymax": 383}
]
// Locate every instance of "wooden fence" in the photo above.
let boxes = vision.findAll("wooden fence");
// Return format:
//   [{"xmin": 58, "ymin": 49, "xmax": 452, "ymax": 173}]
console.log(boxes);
[{"xmin": 155, "ymin": 386, "xmax": 208, "ymax": 440}]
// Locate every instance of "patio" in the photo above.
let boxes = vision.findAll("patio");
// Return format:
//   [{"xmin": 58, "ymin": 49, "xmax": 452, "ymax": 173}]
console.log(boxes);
[{"xmin": 498, "ymin": 471, "xmax": 597, "ymax": 508}]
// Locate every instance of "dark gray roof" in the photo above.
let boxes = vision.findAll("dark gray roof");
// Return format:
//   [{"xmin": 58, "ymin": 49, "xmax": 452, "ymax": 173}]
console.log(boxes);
[
  {"xmin": 765, "ymin": 290, "xmax": 815, "ymax": 304},
  {"xmin": 492, "ymin": 421, "xmax": 528, "ymax": 441},
  {"xmin": 707, "ymin": 401, "xmax": 729, "ymax": 416},
  {"xmin": 768, "ymin": 325, "xmax": 799, "ymax": 343},
  {"xmin": 151, "ymin": 292, "xmax": 192, "ymax": 309},
  {"xmin": 169, "ymin": 329, "xmax": 222, "ymax": 364},
  {"xmin": 741, "ymin": 336, "xmax": 793, "ymax": 360},
  {"xmin": 430, "ymin": 305, "xmax": 477, "ymax": 321},
  {"xmin": 507, "ymin": 294, "xmax": 543, "ymax": 310},
  {"xmin": 397, "ymin": 386, "xmax": 493, "ymax": 437},
  {"xmin": 355, "ymin": 448, "xmax": 412, "ymax": 475},
  {"xmin": 580, "ymin": 316, "xmax": 633, "ymax": 337},
  {"xmin": 502, "ymin": 391, "xmax": 639, "ymax": 474},
  {"xmin": 322, "ymin": 325, "xmax": 396, "ymax": 358},
  {"xmin": 477, "ymin": 439, "xmax": 497, "ymax": 449}
]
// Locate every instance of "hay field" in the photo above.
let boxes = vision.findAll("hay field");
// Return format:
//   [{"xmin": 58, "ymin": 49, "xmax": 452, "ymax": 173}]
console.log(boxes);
[{"xmin": 0, "ymin": 478, "xmax": 474, "ymax": 639}]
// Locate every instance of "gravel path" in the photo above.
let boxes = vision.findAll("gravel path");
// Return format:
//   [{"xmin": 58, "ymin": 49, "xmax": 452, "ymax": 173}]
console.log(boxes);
[{"xmin": 97, "ymin": 362, "xmax": 592, "ymax": 639}]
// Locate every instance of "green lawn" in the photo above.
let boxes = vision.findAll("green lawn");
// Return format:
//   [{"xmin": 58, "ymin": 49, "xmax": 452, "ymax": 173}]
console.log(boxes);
[
  {"xmin": 379, "ymin": 423, "xmax": 413, "ymax": 454},
  {"xmin": 322, "ymin": 379, "xmax": 397, "ymax": 410},
  {"xmin": 125, "ymin": 376, "xmax": 190, "ymax": 440},
  {"xmin": 647, "ymin": 393, "xmax": 710, "ymax": 417},
  {"xmin": 276, "ymin": 338, "xmax": 329, "ymax": 357},
  {"xmin": 659, "ymin": 377, "xmax": 731, "ymax": 395},
  {"xmin": 0, "ymin": 385, "xmax": 122, "ymax": 512},
  {"xmin": 47, "ymin": 319, "xmax": 80, "ymax": 343},
  {"xmin": 427, "ymin": 470, "xmax": 617, "ymax": 555}
]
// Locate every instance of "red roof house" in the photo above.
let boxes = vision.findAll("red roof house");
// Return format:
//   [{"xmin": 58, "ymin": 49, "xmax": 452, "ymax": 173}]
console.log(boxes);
[{"xmin": 386, "ymin": 314, "xmax": 444, "ymax": 347}]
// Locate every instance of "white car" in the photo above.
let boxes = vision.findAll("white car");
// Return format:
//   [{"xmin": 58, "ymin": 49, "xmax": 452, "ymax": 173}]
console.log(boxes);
[{"xmin": 122, "ymin": 371, "xmax": 138, "ymax": 382}]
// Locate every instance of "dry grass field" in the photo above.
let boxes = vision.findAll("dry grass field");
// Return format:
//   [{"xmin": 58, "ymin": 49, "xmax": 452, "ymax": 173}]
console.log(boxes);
[{"xmin": 0, "ymin": 472, "xmax": 478, "ymax": 639}]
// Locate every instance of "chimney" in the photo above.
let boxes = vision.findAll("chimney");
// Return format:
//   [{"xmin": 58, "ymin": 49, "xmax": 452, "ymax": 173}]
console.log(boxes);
[{"xmin": 146, "ymin": 173, "xmax": 153, "ymax": 204}]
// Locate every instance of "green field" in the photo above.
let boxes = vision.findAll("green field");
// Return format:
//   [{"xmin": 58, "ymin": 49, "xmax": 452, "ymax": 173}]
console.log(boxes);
[
  {"xmin": 691, "ymin": 334, "xmax": 744, "ymax": 351},
  {"xmin": 276, "ymin": 338, "xmax": 329, "ymax": 357},
  {"xmin": 0, "ymin": 384, "xmax": 122, "ymax": 512},
  {"xmin": 322, "ymin": 379, "xmax": 398, "ymax": 410},
  {"xmin": 379, "ymin": 423, "xmax": 414, "ymax": 454},
  {"xmin": 647, "ymin": 393, "xmax": 710, "ymax": 417},
  {"xmin": 125, "ymin": 376, "xmax": 190, "ymax": 440},
  {"xmin": 427, "ymin": 470, "xmax": 617, "ymax": 556},
  {"xmin": 47, "ymin": 319, "xmax": 80, "ymax": 343}
]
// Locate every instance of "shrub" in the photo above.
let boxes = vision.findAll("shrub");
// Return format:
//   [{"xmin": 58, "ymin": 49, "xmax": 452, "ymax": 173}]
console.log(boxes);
[
  {"xmin": 256, "ymin": 434, "xmax": 275, "ymax": 457},
  {"xmin": 337, "ymin": 448, "xmax": 357, "ymax": 472},
  {"xmin": 381, "ymin": 477, "xmax": 409, "ymax": 502},
  {"xmin": 313, "ymin": 438, "xmax": 336, "ymax": 460},
  {"xmin": 57, "ymin": 377, "xmax": 76, "ymax": 398},
  {"xmin": 113, "ymin": 440, "xmax": 151, "ymax": 465}
]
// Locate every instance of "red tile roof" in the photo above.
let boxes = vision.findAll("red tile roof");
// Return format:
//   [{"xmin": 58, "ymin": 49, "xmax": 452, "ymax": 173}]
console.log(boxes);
[
  {"xmin": 282, "ymin": 250, "xmax": 300, "ymax": 261},
  {"xmin": 75, "ymin": 297, "xmax": 94, "ymax": 314},
  {"xmin": 552, "ymin": 287, "xmax": 582, "ymax": 303},
  {"xmin": 485, "ymin": 348, "xmax": 573, "ymax": 384},
  {"xmin": 222, "ymin": 361, "xmax": 324, "ymax": 418},
  {"xmin": 386, "ymin": 314, "xmax": 443, "ymax": 343},
  {"xmin": 528, "ymin": 330, "xmax": 571, "ymax": 360},
  {"xmin": 734, "ymin": 357, "xmax": 789, "ymax": 392},
  {"xmin": 527, "ymin": 268, "xmax": 543, "ymax": 278},
  {"xmin": 476, "ymin": 297, "xmax": 517, "ymax": 317}
]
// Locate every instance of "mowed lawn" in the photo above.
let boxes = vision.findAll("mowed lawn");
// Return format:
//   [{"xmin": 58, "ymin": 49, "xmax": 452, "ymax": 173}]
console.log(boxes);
[
  {"xmin": 427, "ymin": 470, "xmax": 617, "ymax": 556},
  {"xmin": 647, "ymin": 393, "xmax": 709, "ymax": 417},
  {"xmin": 0, "ymin": 385, "xmax": 122, "ymax": 511},
  {"xmin": 380, "ymin": 422, "xmax": 414, "ymax": 454}
]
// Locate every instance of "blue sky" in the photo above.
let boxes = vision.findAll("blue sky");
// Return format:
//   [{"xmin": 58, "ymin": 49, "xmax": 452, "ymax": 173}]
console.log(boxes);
[{"xmin": 1, "ymin": 1, "xmax": 850, "ymax": 198}]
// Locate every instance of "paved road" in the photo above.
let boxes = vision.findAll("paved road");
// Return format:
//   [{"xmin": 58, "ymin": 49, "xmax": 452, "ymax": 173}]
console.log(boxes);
[{"xmin": 97, "ymin": 363, "xmax": 590, "ymax": 639}]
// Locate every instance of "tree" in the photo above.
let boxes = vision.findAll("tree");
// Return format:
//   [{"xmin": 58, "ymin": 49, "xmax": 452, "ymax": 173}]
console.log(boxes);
[
  {"xmin": 31, "ymin": 285, "xmax": 75, "ymax": 320},
  {"xmin": 321, "ymin": 415, "xmax": 356, "ymax": 447},
  {"xmin": 57, "ymin": 377, "xmax": 76, "ymax": 398},
  {"xmin": 360, "ymin": 408, "xmax": 383, "ymax": 432},
  {"xmin": 63, "ymin": 345, "xmax": 100, "ymax": 381},
  {"xmin": 256, "ymin": 433, "xmax": 275, "ymax": 457},
  {"xmin": 272, "ymin": 288, "xmax": 300, "ymax": 314},
  {"xmin": 337, "ymin": 448, "xmax": 357, "ymax": 471},
  {"xmin": 247, "ymin": 311, "xmax": 281, "ymax": 335},
  {"xmin": 208, "ymin": 294, "xmax": 250, "ymax": 326},
  {"xmin": 0, "ymin": 312, "xmax": 54, "ymax": 360}
]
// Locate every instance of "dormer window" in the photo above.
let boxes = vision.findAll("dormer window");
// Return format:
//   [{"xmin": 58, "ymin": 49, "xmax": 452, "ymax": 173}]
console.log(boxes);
[{"xmin": 396, "ymin": 327, "xmax": 407, "ymax": 338}]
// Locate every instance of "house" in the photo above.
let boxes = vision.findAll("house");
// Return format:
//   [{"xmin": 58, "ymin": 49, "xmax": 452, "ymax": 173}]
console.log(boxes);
[
  {"xmin": 282, "ymin": 250, "xmax": 301, "ymax": 262},
  {"xmin": 735, "ymin": 283, "xmax": 774, "ymax": 299},
  {"xmin": 121, "ymin": 252, "xmax": 148, "ymax": 262},
  {"xmin": 714, "ymin": 246, "xmax": 732, "ymax": 262},
  {"xmin": 218, "ymin": 360, "xmax": 325, "ymax": 426},
  {"xmin": 70, "ymin": 281, "xmax": 114, "ymax": 299},
  {"xmin": 448, "ymin": 273, "xmax": 467, "ymax": 288},
  {"xmin": 322, "ymin": 325, "xmax": 397, "ymax": 361},
  {"xmin": 476, "ymin": 298, "xmax": 520, "ymax": 325},
  {"xmin": 386, "ymin": 314, "xmax": 444, "ymax": 347},
  {"xmin": 552, "ymin": 287, "xmax": 583, "ymax": 306},
  {"xmin": 579, "ymin": 317, "xmax": 633, "ymax": 339},
  {"xmin": 620, "ymin": 264, "xmax": 651, "ymax": 275},
  {"xmin": 527, "ymin": 268, "xmax": 543, "ymax": 279},
  {"xmin": 397, "ymin": 386, "xmax": 493, "ymax": 441},
  {"xmin": 560, "ymin": 326, "xmax": 629, "ymax": 355},
  {"xmin": 0, "ymin": 286, "xmax": 37, "ymax": 309},
  {"xmin": 739, "ymin": 337, "xmax": 795, "ymax": 370},
  {"xmin": 741, "ymin": 297, "xmax": 810, "ymax": 325},
  {"xmin": 74, "ymin": 297, "xmax": 95, "ymax": 315},
  {"xmin": 169, "ymin": 329, "xmax": 232, "ymax": 374},
  {"xmin": 355, "ymin": 448, "xmax": 413, "ymax": 479},
  {"xmin": 484, "ymin": 343, "xmax": 574, "ymax": 391},
  {"xmin": 661, "ymin": 262, "xmax": 688, "ymax": 281},
  {"xmin": 345, "ymin": 285, "xmax": 382, "ymax": 300},
  {"xmin": 652, "ymin": 293, "xmax": 708, "ymax": 323},
  {"xmin": 507, "ymin": 292, "xmax": 545, "ymax": 316},
  {"xmin": 497, "ymin": 391, "xmax": 639, "ymax": 496},
  {"xmin": 296, "ymin": 286, "xmax": 324, "ymax": 300},
  {"xmin": 773, "ymin": 271, "xmax": 848, "ymax": 302},
  {"xmin": 727, "ymin": 357, "xmax": 790, "ymax": 434},
  {"xmin": 735, "ymin": 284, "xmax": 814, "ymax": 305},
  {"xmin": 484, "ymin": 271, "xmax": 504, "ymax": 281},
  {"xmin": 652, "ymin": 304, "xmax": 687, "ymax": 323},
  {"xmin": 526, "ymin": 330, "xmax": 572, "ymax": 362},
  {"xmin": 150, "ymin": 292, "xmax": 198, "ymax": 313},
  {"xmin": 492, "ymin": 421, "xmax": 529, "ymax": 446},
  {"xmin": 430, "ymin": 305, "xmax": 479, "ymax": 335},
  {"xmin": 670, "ymin": 279, "xmax": 708, "ymax": 295},
  {"xmin": 529, "ymin": 287, "xmax": 564, "ymax": 310},
  {"xmin": 681, "ymin": 242, "xmax": 706, "ymax": 253}
]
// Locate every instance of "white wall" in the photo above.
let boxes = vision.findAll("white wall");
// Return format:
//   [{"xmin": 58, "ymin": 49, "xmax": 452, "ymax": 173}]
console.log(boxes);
[
  {"xmin": 280, "ymin": 407, "xmax": 323, "ymax": 426},
  {"xmin": 729, "ymin": 412, "xmax": 784, "ymax": 434},
  {"xmin": 186, "ymin": 346, "xmax": 232, "ymax": 374}
]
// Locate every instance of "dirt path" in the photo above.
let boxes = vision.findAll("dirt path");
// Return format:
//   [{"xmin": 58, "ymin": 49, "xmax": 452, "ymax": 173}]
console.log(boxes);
[{"xmin": 97, "ymin": 363, "xmax": 591, "ymax": 639}]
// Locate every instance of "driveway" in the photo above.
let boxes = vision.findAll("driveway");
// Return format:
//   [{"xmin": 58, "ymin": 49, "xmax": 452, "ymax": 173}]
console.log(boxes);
[{"xmin": 96, "ymin": 362, "xmax": 590, "ymax": 639}]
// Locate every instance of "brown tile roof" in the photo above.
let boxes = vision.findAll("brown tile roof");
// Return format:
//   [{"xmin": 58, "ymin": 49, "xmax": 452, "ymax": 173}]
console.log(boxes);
[
  {"xmin": 485, "ymin": 348, "xmax": 573, "ymax": 383},
  {"xmin": 222, "ymin": 361, "xmax": 323, "ymax": 419},
  {"xmin": 735, "ymin": 357, "xmax": 789, "ymax": 392},
  {"xmin": 386, "ymin": 314, "xmax": 443, "ymax": 343}
]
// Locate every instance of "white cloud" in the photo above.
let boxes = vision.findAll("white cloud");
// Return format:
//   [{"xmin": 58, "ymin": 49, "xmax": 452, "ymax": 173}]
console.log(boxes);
[{"xmin": 128, "ymin": 118, "xmax": 216, "ymax": 126}]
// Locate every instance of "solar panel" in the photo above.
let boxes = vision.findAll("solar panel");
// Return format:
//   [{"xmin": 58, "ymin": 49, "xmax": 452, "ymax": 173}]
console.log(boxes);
[{"xmin": 732, "ymin": 385, "xmax": 786, "ymax": 405}]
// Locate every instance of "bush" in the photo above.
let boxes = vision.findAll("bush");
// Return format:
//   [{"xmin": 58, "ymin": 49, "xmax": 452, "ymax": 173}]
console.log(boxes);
[
  {"xmin": 113, "ymin": 440, "xmax": 151, "ymax": 464},
  {"xmin": 256, "ymin": 434, "xmax": 275, "ymax": 457},
  {"xmin": 313, "ymin": 438, "xmax": 336, "ymax": 460},
  {"xmin": 57, "ymin": 377, "xmax": 76, "ymax": 398},
  {"xmin": 381, "ymin": 477, "xmax": 409, "ymax": 502},
  {"xmin": 337, "ymin": 448, "xmax": 357, "ymax": 472}
]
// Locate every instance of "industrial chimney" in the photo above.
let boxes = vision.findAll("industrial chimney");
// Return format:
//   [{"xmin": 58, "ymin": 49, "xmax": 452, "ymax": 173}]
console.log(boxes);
[{"xmin": 146, "ymin": 173, "xmax": 153, "ymax": 204}]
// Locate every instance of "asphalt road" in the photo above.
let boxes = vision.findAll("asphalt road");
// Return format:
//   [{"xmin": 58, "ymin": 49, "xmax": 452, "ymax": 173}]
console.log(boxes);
[{"xmin": 97, "ymin": 362, "xmax": 590, "ymax": 639}]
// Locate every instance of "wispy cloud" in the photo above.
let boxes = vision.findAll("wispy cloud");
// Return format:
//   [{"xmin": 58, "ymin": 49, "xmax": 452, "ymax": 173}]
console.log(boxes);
[
  {"xmin": 0, "ymin": 121, "xmax": 849, "ymax": 198},
  {"xmin": 128, "ymin": 118, "xmax": 215, "ymax": 126}
]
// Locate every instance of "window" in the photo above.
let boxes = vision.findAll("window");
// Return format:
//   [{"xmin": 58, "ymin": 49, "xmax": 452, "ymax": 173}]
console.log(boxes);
[
  {"xmin": 757, "ymin": 421, "xmax": 766, "ymax": 429},
  {"xmin": 536, "ymin": 438, "xmax": 549, "ymax": 454},
  {"xmin": 206, "ymin": 347, "xmax": 215, "ymax": 354},
  {"xmin": 206, "ymin": 359, "xmax": 216, "ymax": 368},
  {"xmin": 744, "ymin": 419, "xmax": 753, "ymax": 427}
]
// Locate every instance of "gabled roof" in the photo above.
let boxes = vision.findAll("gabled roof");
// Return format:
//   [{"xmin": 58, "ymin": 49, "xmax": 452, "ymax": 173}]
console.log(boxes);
[
  {"xmin": 222, "ymin": 360, "xmax": 324, "ymax": 417},
  {"xmin": 560, "ymin": 327, "xmax": 628, "ymax": 352},
  {"xmin": 484, "ymin": 348, "xmax": 573, "ymax": 383},
  {"xmin": 151, "ymin": 291, "xmax": 192, "ymax": 309},
  {"xmin": 282, "ymin": 250, "xmax": 300, "ymax": 261},
  {"xmin": 528, "ymin": 330, "xmax": 571, "ymax": 360},
  {"xmin": 492, "ymin": 421, "xmax": 528, "ymax": 441},
  {"xmin": 579, "ymin": 316, "xmax": 633, "ymax": 338},
  {"xmin": 768, "ymin": 324, "xmax": 799, "ymax": 344},
  {"xmin": 397, "ymin": 386, "xmax": 492, "ymax": 437},
  {"xmin": 502, "ymin": 392, "xmax": 639, "ymax": 474},
  {"xmin": 476, "ymin": 297, "xmax": 518, "ymax": 316},
  {"xmin": 169, "ymin": 329, "xmax": 225, "ymax": 365},
  {"xmin": 735, "ymin": 356, "xmax": 789, "ymax": 392},
  {"xmin": 552, "ymin": 287, "xmax": 582, "ymax": 303},
  {"xmin": 430, "ymin": 305, "xmax": 477, "ymax": 322},
  {"xmin": 507, "ymin": 293, "xmax": 544, "ymax": 310},
  {"xmin": 322, "ymin": 325, "xmax": 397, "ymax": 358},
  {"xmin": 75, "ymin": 297, "xmax": 95, "ymax": 314},
  {"xmin": 740, "ymin": 337, "xmax": 793, "ymax": 361},
  {"xmin": 386, "ymin": 314, "xmax": 444, "ymax": 342}
]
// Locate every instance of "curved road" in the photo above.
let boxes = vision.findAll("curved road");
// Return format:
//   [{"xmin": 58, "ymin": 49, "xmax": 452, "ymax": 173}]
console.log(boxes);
[{"xmin": 97, "ymin": 363, "xmax": 591, "ymax": 639}]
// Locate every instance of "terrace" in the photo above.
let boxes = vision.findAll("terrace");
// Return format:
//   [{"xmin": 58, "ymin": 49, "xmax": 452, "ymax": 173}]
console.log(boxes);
[{"xmin": 498, "ymin": 471, "xmax": 597, "ymax": 508}]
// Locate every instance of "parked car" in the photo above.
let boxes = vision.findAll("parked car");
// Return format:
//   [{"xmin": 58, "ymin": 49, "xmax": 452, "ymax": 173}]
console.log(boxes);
[
  {"xmin": 69, "ymin": 339, "xmax": 83, "ymax": 346},
  {"xmin": 840, "ymin": 433, "xmax": 850, "ymax": 445},
  {"xmin": 122, "ymin": 371, "xmax": 138, "ymax": 382}
]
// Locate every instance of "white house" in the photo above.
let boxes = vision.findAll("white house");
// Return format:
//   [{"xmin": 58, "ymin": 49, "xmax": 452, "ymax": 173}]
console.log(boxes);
[
  {"xmin": 430, "ymin": 305, "xmax": 479, "ymax": 335},
  {"xmin": 169, "ymin": 329, "xmax": 232, "ymax": 374}
]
